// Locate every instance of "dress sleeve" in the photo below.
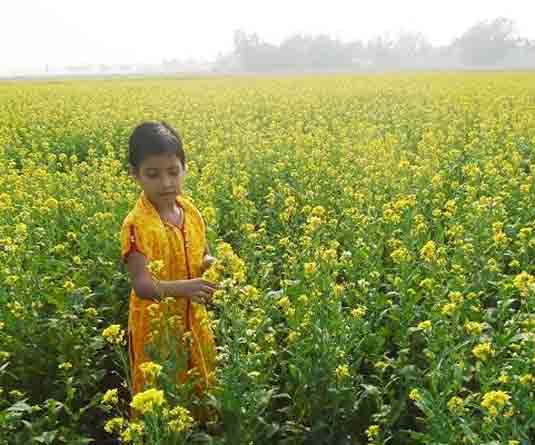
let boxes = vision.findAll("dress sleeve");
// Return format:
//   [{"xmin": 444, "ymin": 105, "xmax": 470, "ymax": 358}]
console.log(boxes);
[{"xmin": 120, "ymin": 221, "xmax": 153, "ymax": 264}]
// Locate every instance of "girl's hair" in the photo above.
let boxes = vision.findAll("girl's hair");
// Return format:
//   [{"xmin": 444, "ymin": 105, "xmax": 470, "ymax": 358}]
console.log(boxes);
[{"xmin": 128, "ymin": 121, "xmax": 185, "ymax": 170}]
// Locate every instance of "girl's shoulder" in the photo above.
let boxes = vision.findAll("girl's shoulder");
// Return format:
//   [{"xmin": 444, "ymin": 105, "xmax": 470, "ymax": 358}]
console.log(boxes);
[
  {"xmin": 178, "ymin": 195, "xmax": 205, "ymax": 226},
  {"xmin": 120, "ymin": 205, "xmax": 155, "ymax": 233},
  {"xmin": 178, "ymin": 195, "xmax": 201, "ymax": 215}
]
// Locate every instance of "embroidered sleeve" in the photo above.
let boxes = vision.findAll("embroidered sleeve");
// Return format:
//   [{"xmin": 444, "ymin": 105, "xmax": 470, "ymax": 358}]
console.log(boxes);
[{"xmin": 120, "ymin": 222, "xmax": 151, "ymax": 263}]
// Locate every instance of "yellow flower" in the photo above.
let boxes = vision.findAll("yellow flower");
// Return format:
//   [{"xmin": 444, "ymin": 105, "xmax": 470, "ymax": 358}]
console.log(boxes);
[
  {"xmin": 101, "ymin": 388, "xmax": 119, "ymax": 406},
  {"xmin": 366, "ymin": 424, "xmax": 380, "ymax": 440},
  {"xmin": 335, "ymin": 365, "xmax": 350, "ymax": 381},
  {"xmin": 441, "ymin": 302, "xmax": 457, "ymax": 316},
  {"xmin": 44, "ymin": 197, "xmax": 59, "ymax": 209},
  {"xmin": 102, "ymin": 324, "xmax": 125, "ymax": 345},
  {"xmin": 417, "ymin": 320, "xmax": 432, "ymax": 331},
  {"xmin": 449, "ymin": 291, "xmax": 464, "ymax": 303},
  {"xmin": 202, "ymin": 206, "xmax": 217, "ymax": 226},
  {"xmin": 297, "ymin": 294, "xmax": 308, "ymax": 305},
  {"xmin": 498, "ymin": 372, "xmax": 510, "ymax": 384},
  {"xmin": 166, "ymin": 405, "xmax": 195, "ymax": 433},
  {"xmin": 85, "ymin": 307, "xmax": 98, "ymax": 317},
  {"xmin": 519, "ymin": 373, "xmax": 535, "ymax": 385},
  {"xmin": 130, "ymin": 388, "xmax": 165, "ymax": 415},
  {"xmin": 447, "ymin": 396, "xmax": 465, "ymax": 415},
  {"xmin": 514, "ymin": 271, "xmax": 535, "ymax": 298},
  {"xmin": 53, "ymin": 244, "xmax": 66, "ymax": 254},
  {"xmin": 464, "ymin": 321, "xmax": 485, "ymax": 335},
  {"xmin": 147, "ymin": 259, "xmax": 164, "ymax": 277},
  {"xmin": 333, "ymin": 283, "xmax": 344, "ymax": 297},
  {"xmin": 409, "ymin": 389, "xmax": 421, "ymax": 401},
  {"xmin": 481, "ymin": 390, "xmax": 510, "ymax": 417},
  {"xmin": 391, "ymin": 247, "xmax": 411, "ymax": 264},
  {"xmin": 304, "ymin": 262, "xmax": 317, "ymax": 276},
  {"xmin": 104, "ymin": 416, "xmax": 125, "ymax": 433},
  {"xmin": 287, "ymin": 330, "xmax": 300, "ymax": 343},
  {"xmin": 472, "ymin": 342, "xmax": 494, "ymax": 361},
  {"xmin": 120, "ymin": 422, "xmax": 145, "ymax": 442},
  {"xmin": 351, "ymin": 306, "xmax": 367, "ymax": 319},
  {"xmin": 139, "ymin": 362, "xmax": 162, "ymax": 384},
  {"xmin": 374, "ymin": 361, "xmax": 389, "ymax": 371},
  {"xmin": 420, "ymin": 240, "xmax": 436, "ymax": 262},
  {"xmin": 419, "ymin": 278, "xmax": 434, "ymax": 290},
  {"xmin": 63, "ymin": 280, "xmax": 76, "ymax": 291},
  {"xmin": 58, "ymin": 362, "xmax": 72, "ymax": 370}
]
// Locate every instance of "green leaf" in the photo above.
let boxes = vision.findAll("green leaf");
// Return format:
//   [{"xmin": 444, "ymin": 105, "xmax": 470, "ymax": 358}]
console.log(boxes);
[
  {"xmin": 33, "ymin": 430, "xmax": 58, "ymax": 444},
  {"xmin": 6, "ymin": 400, "xmax": 33, "ymax": 413}
]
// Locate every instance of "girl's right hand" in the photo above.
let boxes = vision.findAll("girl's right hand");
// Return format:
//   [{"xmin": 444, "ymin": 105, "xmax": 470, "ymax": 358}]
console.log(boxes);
[{"xmin": 180, "ymin": 278, "xmax": 217, "ymax": 305}]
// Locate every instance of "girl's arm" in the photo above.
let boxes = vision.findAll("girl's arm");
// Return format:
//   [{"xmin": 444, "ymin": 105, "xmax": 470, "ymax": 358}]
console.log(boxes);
[{"xmin": 125, "ymin": 251, "xmax": 216, "ymax": 304}]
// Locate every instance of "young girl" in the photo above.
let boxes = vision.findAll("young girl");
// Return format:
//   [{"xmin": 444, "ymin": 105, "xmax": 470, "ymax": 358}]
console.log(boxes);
[{"xmin": 120, "ymin": 121, "xmax": 218, "ymax": 417}]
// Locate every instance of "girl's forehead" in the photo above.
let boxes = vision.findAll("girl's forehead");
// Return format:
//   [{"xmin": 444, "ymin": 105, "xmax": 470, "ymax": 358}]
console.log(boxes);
[{"xmin": 140, "ymin": 153, "xmax": 182, "ymax": 169}]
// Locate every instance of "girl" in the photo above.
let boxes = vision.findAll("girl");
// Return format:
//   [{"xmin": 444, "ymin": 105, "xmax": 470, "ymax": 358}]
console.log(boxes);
[{"xmin": 120, "ymin": 121, "xmax": 218, "ymax": 418}]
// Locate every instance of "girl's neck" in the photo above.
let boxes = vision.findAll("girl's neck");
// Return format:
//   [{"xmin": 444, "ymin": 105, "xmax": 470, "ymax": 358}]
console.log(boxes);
[
  {"xmin": 155, "ymin": 200, "xmax": 178, "ymax": 215},
  {"xmin": 145, "ymin": 193, "xmax": 179, "ymax": 215}
]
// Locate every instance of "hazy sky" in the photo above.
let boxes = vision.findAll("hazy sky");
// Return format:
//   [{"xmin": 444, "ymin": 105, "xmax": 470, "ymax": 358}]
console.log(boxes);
[{"xmin": 2, "ymin": 0, "xmax": 534, "ymax": 73}]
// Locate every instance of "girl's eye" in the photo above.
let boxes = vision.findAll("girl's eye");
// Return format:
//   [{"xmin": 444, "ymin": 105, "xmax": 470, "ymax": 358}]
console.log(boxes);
[
  {"xmin": 146, "ymin": 174, "xmax": 158, "ymax": 179},
  {"xmin": 170, "ymin": 171, "xmax": 180, "ymax": 176}
]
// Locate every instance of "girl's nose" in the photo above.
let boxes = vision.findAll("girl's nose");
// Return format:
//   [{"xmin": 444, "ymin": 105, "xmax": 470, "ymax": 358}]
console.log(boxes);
[{"xmin": 161, "ymin": 174, "xmax": 172, "ymax": 188}]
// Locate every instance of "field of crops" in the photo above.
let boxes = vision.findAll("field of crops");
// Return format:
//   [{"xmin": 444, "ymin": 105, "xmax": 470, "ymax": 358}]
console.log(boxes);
[{"xmin": 1, "ymin": 73, "xmax": 535, "ymax": 444}]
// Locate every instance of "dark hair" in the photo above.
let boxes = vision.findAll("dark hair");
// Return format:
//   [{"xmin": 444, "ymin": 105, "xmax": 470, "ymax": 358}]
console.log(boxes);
[{"xmin": 128, "ymin": 121, "xmax": 185, "ymax": 170}]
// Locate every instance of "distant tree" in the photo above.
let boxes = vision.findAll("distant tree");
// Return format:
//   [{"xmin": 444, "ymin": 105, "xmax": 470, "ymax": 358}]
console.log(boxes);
[
  {"xmin": 225, "ymin": 19, "xmax": 530, "ymax": 73},
  {"xmin": 366, "ymin": 34, "xmax": 395, "ymax": 68},
  {"xmin": 279, "ymin": 34, "xmax": 311, "ymax": 69},
  {"xmin": 454, "ymin": 17, "xmax": 517, "ymax": 66},
  {"xmin": 233, "ymin": 30, "xmax": 260, "ymax": 70},
  {"xmin": 394, "ymin": 32, "xmax": 432, "ymax": 66}
]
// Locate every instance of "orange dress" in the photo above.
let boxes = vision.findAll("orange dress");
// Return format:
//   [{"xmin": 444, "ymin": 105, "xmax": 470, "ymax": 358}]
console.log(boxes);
[{"xmin": 120, "ymin": 191, "xmax": 216, "ymax": 403}]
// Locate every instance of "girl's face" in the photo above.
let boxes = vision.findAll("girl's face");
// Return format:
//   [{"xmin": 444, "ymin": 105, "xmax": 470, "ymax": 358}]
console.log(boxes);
[{"xmin": 130, "ymin": 152, "xmax": 185, "ymax": 209}]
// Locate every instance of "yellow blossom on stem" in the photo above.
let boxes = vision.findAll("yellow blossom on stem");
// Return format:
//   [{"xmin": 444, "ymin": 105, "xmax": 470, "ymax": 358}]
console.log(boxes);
[
  {"xmin": 447, "ymin": 396, "xmax": 465, "ymax": 415},
  {"xmin": 409, "ymin": 388, "xmax": 421, "ymax": 401},
  {"xmin": 417, "ymin": 320, "xmax": 432, "ymax": 331},
  {"xmin": 335, "ymin": 365, "xmax": 350, "ymax": 381},
  {"xmin": 130, "ymin": 388, "xmax": 165, "ymax": 415},
  {"xmin": 101, "ymin": 388, "xmax": 119, "ymax": 406},
  {"xmin": 472, "ymin": 342, "xmax": 494, "ymax": 361},
  {"xmin": 102, "ymin": 324, "xmax": 125, "ymax": 345},
  {"xmin": 139, "ymin": 362, "xmax": 162, "ymax": 385}
]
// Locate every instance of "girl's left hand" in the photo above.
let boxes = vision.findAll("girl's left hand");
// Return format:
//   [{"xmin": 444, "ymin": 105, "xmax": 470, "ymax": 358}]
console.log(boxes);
[{"xmin": 200, "ymin": 254, "xmax": 216, "ymax": 274}]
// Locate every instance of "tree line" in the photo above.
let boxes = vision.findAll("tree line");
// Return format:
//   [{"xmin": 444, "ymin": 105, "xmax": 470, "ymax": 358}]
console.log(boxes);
[{"xmin": 216, "ymin": 18, "xmax": 535, "ymax": 72}]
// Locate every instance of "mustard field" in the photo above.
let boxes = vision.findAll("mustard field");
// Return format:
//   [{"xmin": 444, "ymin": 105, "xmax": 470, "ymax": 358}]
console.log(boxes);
[{"xmin": 1, "ymin": 73, "xmax": 535, "ymax": 444}]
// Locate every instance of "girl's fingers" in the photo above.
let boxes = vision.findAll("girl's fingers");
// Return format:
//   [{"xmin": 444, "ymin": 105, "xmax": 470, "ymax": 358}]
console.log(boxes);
[
  {"xmin": 202, "ymin": 285, "xmax": 216, "ymax": 295},
  {"xmin": 198, "ymin": 290, "xmax": 211, "ymax": 303},
  {"xmin": 202, "ymin": 279, "xmax": 218, "ymax": 289}
]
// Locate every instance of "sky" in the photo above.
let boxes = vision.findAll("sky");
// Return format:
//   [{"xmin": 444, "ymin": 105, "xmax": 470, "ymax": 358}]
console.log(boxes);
[{"xmin": 2, "ymin": 0, "xmax": 534, "ymax": 74}]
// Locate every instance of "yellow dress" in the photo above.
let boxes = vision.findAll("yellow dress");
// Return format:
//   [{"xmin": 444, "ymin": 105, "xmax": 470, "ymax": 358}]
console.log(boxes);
[{"xmin": 120, "ymin": 191, "xmax": 216, "ymax": 405}]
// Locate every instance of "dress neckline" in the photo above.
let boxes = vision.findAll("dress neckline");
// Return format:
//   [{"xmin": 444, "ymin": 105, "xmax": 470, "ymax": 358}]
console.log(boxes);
[
  {"xmin": 140, "ymin": 191, "xmax": 187, "ymax": 230},
  {"xmin": 162, "ymin": 199, "xmax": 185, "ymax": 230}
]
